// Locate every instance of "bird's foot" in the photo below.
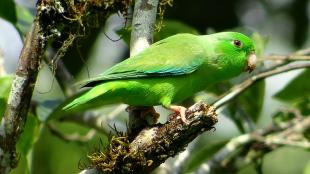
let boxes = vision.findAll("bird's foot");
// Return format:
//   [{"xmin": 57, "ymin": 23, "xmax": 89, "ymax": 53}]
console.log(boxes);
[
  {"xmin": 126, "ymin": 106, "xmax": 159, "ymax": 125},
  {"xmin": 169, "ymin": 105, "xmax": 190, "ymax": 124}
]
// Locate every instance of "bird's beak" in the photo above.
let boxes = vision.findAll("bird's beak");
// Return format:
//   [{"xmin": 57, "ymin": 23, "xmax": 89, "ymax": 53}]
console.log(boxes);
[{"xmin": 245, "ymin": 53, "xmax": 257, "ymax": 73}]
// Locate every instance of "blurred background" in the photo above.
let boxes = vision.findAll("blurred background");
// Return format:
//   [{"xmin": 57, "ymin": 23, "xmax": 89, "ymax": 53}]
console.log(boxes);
[{"xmin": 0, "ymin": 0, "xmax": 309, "ymax": 173}]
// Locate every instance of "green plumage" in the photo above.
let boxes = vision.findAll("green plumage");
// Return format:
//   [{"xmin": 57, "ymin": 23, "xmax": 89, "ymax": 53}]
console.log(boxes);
[{"xmin": 63, "ymin": 32, "xmax": 255, "ymax": 113}]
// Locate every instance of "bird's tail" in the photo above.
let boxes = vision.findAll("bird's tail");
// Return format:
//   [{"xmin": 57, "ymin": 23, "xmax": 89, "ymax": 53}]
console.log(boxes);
[{"xmin": 62, "ymin": 83, "xmax": 110, "ymax": 112}]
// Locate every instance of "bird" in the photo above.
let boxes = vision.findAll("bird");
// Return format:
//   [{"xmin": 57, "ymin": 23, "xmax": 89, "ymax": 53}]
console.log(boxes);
[{"xmin": 62, "ymin": 32, "xmax": 257, "ymax": 123}]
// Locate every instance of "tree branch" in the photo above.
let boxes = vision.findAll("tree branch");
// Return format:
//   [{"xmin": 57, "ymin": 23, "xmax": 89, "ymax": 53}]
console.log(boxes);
[
  {"xmin": 0, "ymin": 4, "xmax": 47, "ymax": 173},
  {"xmin": 130, "ymin": 0, "xmax": 159, "ymax": 56},
  {"xmin": 86, "ymin": 102, "xmax": 218, "ymax": 173}
]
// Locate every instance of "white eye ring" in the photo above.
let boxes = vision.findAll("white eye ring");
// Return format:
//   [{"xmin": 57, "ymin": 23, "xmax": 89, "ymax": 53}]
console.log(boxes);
[{"xmin": 233, "ymin": 40, "xmax": 242, "ymax": 48}]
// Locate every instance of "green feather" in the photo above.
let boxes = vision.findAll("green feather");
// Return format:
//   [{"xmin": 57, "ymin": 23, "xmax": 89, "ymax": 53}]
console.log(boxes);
[{"xmin": 80, "ymin": 34, "xmax": 206, "ymax": 87}]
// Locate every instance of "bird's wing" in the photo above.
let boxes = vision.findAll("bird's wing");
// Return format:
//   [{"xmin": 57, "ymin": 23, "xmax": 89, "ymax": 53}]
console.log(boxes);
[{"xmin": 81, "ymin": 34, "xmax": 206, "ymax": 87}]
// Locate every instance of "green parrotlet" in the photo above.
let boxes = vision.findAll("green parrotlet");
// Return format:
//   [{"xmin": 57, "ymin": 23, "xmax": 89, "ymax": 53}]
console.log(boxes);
[{"xmin": 63, "ymin": 32, "xmax": 257, "ymax": 123}]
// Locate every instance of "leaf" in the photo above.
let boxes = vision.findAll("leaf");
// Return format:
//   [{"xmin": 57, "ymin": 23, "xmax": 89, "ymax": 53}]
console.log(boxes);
[
  {"xmin": 117, "ymin": 20, "xmax": 199, "ymax": 45},
  {"xmin": 0, "ymin": 98, "xmax": 6, "ymax": 119},
  {"xmin": 15, "ymin": 5, "xmax": 34, "ymax": 35},
  {"xmin": 0, "ymin": 75, "xmax": 13, "ymax": 120},
  {"xmin": 36, "ymin": 99, "xmax": 64, "ymax": 122},
  {"xmin": 183, "ymin": 140, "xmax": 228, "ymax": 173},
  {"xmin": 16, "ymin": 113, "xmax": 41, "ymax": 173},
  {"xmin": 251, "ymin": 32, "xmax": 268, "ymax": 57},
  {"xmin": 0, "ymin": 0, "xmax": 17, "ymax": 24},
  {"xmin": 0, "ymin": 75, "xmax": 13, "ymax": 98},
  {"xmin": 275, "ymin": 69, "xmax": 310, "ymax": 101},
  {"xmin": 117, "ymin": 28, "xmax": 131, "ymax": 46},
  {"xmin": 227, "ymin": 102, "xmax": 246, "ymax": 133},
  {"xmin": 275, "ymin": 69, "xmax": 310, "ymax": 115},
  {"xmin": 303, "ymin": 159, "xmax": 310, "ymax": 174},
  {"xmin": 226, "ymin": 80, "xmax": 265, "ymax": 133},
  {"xmin": 153, "ymin": 20, "xmax": 199, "ymax": 41},
  {"xmin": 272, "ymin": 111, "xmax": 296, "ymax": 126},
  {"xmin": 239, "ymin": 80, "xmax": 265, "ymax": 123},
  {"xmin": 17, "ymin": 113, "xmax": 40, "ymax": 155}
]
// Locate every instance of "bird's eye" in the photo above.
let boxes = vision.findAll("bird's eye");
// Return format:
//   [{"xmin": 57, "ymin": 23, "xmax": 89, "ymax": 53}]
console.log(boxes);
[{"xmin": 233, "ymin": 40, "xmax": 242, "ymax": 48}]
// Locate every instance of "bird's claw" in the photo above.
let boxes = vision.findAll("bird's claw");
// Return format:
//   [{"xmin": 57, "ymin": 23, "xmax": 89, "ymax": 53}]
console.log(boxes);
[{"xmin": 169, "ymin": 105, "xmax": 190, "ymax": 124}]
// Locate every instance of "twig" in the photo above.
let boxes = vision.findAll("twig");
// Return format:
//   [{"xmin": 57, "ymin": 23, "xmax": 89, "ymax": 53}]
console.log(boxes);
[
  {"xmin": 213, "ymin": 61, "xmax": 310, "ymax": 108},
  {"xmin": 59, "ymin": 104, "xmax": 127, "ymax": 135},
  {"xmin": 262, "ymin": 55, "xmax": 310, "ymax": 61},
  {"xmin": 0, "ymin": 4, "xmax": 47, "ymax": 173},
  {"xmin": 195, "ymin": 116, "xmax": 310, "ymax": 174},
  {"xmin": 264, "ymin": 116, "xmax": 310, "ymax": 149},
  {"xmin": 47, "ymin": 123, "xmax": 96, "ymax": 144},
  {"xmin": 45, "ymin": 56, "xmax": 77, "ymax": 96}
]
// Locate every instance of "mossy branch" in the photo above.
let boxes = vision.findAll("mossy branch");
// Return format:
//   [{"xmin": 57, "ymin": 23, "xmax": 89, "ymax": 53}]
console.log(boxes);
[{"xmin": 87, "ymin": 102, "xmax": 217, "ymax": 173}]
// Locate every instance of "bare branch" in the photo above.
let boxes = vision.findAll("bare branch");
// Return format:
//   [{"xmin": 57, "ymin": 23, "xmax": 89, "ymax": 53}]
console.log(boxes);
[
  {"xmin": 213, "ymin": 61, "xmax": 310, "ymax": 108},
  {"xmin": 130, "ymin": 0, "xmax": 159, "ymax": 56},
  {"xmin": 47, "ymin": 123, "xmax": 96, "ymax": 144},
  {"xmin": 262, "ymin": 55, "xmax": 310, "ymax": 61}
]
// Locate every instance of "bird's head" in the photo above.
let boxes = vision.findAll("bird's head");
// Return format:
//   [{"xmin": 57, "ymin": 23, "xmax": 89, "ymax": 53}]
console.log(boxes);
[{"xmin": 210, "ymin": 32, "xmax": 257, "ymax": 78}]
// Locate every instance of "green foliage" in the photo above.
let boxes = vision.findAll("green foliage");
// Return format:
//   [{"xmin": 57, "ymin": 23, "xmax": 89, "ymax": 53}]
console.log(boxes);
[
  {"xmin": 17, "ymin": 113, "xmax": 40, "ymax": 156},
  {"xmin": 304, "ymin": 160, "xmax": 310, "ymax": 174},
  {"xmin": 0, "ymin": 75, "xmax": 13, "ymax": 120},
  {"xmin": 275, "ymin": 69, "xmax": 310, "ymax": 115},
  {"xmin": 0, "ymin": 0, "xmax": 17, "ymax": 24},
  {"xmin": 262, "ymin": 146, "xmax": 310, "ymax": 174},
  {"xmin": 251, "ymin": 32, "xmax": 268, "ymax": 57},
  {"xmin": 0, "ymin": 75, "xmax": 13, "ymax": 98},
  {"xmin": 15, "ymin": 5, "xmax": 34, "ymax": 35},
  {"xmin": 183, "ymin": 140, "xmax": 228, "ymax": 173},
  {"xmin": 239, "ymin": 81, "xmax": 265, "ymax": 123},
  {"xmin": 36, "ymin": 99, "xmax": 64, "ymax": 122},
  {"xmin": 223, "ymin": 80, "xmax": 265, "ymax": 133},
  {"xmin": 272, "ymin": 110, "xmax": 296, "ymax": 125},
  {"xmin": 16, "ymin": 113, "xmax": 41, "ymax": 173},
  {"xmin": 118, "ymin": 20, "xmax": 199, "ymax": 45},
  {"xmin": 304, "ymin": 127, "xmax": 310, "ymax": 142},
  {"xmin": 153, "ymin": 20, "xmax": 199, "ymax": 41}
]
